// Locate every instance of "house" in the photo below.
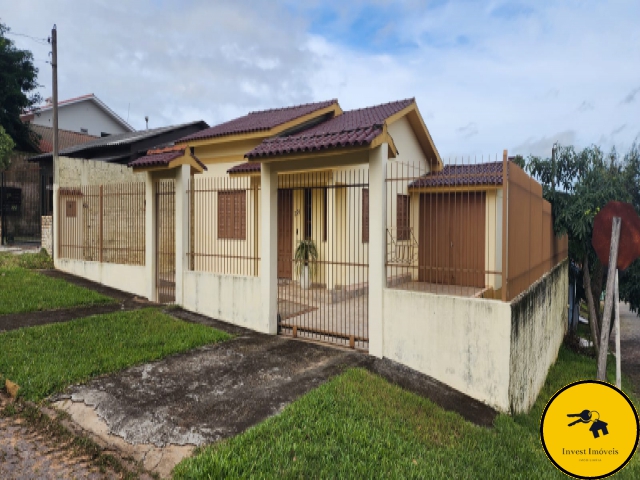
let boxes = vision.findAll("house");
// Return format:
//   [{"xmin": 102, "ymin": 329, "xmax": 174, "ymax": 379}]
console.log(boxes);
[
  {"xmin": 53, "ymin": 97, "xmax": 569, "ymax": 414},
  {"xmin": 20, "ymin": 94, "xmax": 134, "ymax": 137}
]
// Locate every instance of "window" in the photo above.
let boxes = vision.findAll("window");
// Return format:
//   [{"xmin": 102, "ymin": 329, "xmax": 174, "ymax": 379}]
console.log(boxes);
[
  {"xmin": 304, "ymin": 188, "xmax": 312, "ymax": 239},
  {"xmin": 218, "ymin": 191, "xmax": 246, "ymax": 239},
  {"xmin": 65, "ymin": 200, "xmax": 77, "ymax": 218},
  {"xmin": 397, "ymin": 194, "xmax": 410, "ymax": 241},
  {"xmin": 80, "ymin": 128, "xmax": 88, "ymax": 134},
  {"xmin": 362, "ymin": 188, "xmax": 369, "ymax": 243}
]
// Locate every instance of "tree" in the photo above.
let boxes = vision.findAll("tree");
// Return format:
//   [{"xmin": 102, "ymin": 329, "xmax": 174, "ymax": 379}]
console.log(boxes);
[
  {"xmin": 527, "ymin": 144, "xmax": 640, "ymax": 358},
  {"xmin": 0, "ymin": 125, "xmax": 15, "ymax": 170},
  {"xmin": 0, "ymin": 22, "xmax": 42, "ymax": 150}
]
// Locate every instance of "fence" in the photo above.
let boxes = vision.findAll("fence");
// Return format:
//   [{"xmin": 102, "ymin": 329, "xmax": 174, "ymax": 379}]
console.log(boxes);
[
  {"xmin": 506, "ymin": 163, "xmax": 568, "ymax": 300},
  {"xmin": 58, "ymin": 182, "xmax": 145, "ymax": 265},
  {"xmin": 1, "ymin": 162, "xmax": 42, "ymax": 244},
  {"xmin": 187, "ymin": 176, "xmax": 260, "ymax": 276},
  {"xmin": 386, "ymin": 156, "xmax": 568, "ymax": 301},
  {"xmin": 386, "ymin": 157, "xmax": 504, "ymax": 298}
]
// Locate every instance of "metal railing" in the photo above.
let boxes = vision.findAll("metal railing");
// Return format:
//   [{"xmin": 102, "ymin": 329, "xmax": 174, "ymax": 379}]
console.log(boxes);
[
  {"xmin": 58, "ymin": 182, "xmax": 145, "ymax": 265},
  {"xmin": 187, "ymin": 176, "xmax": 260, "ymax": 276}
]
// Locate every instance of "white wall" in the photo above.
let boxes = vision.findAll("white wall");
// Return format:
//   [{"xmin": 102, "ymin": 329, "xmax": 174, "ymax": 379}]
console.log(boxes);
[
  {"xmin": 55, "ymin": 259, "xmax": 147, "ymax": 298},
  {"xmin": 182, "ymin": 271, "xmax": 265, "ymax": 332},
  {"xmin": 58, "ymin": 156, "xmax": 144, "ymax": 187},
  {"xmin": 382, "ymin": 288, "xmax": 513, "ymax": 411},
  {"xmin": 31, "ymin": 100, "xmax": 129, "ymax": 136}
]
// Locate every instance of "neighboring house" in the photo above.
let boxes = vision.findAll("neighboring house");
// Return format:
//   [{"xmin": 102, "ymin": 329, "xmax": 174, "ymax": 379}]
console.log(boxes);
[{"xmin": 20, "ymin": 94, "xmax": 134, "ymax": 137}]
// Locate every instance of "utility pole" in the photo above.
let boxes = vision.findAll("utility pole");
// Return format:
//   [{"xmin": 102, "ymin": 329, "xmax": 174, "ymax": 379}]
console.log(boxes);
[{"xmin": 50, "ymin": 24, "xmax": 58, "ymax": 259}]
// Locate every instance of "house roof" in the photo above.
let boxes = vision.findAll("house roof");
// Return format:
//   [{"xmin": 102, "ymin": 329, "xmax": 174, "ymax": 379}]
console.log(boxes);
[
  {"xmin": 29, "ymin": 121, "xmax": 209, "ymax": 162},
  {"xmin": 227, "ymin": 162, "xmax": 261, "ymax": 174},
  {"xmin": 21, "ymin": 93, "xmax": 135, "ymax": 132},
  {"xmin": 245, "ymin": 98, "xmax": 414, "ymax": 159},
  {"xmin": 28, "ymin": 124, "xmax": 98, "ymax": 153},
  {"xmin": 177, "ymin": 99, "xmax": 339, "ymax": 143},
  {"xmin": 128, "ymin": 147, "xmax": 207, "ymax": 172},
  {"xmin": 408, "ymin": 161, "xmax": 505, "ymax": 188}
]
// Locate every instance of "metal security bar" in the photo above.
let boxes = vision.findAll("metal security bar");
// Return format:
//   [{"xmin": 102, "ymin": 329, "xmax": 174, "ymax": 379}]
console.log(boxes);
[
  {"xmin": 386, "ymin": 156, "xmax": 504, "ymax": 299},
  {"xmin": 156, "ymin": 180, "xmax": 175, "ymax": 303},
  {"xmin": 58, "ymin": 182, "xmax": 145, "ymax": 265},
  {"xmin": 276, "ymin": 168, "xmax": 369, "ymax": 350},
  {"xmin": 187, "ymin": 176, "xmax": 260, "ymax": 276}
]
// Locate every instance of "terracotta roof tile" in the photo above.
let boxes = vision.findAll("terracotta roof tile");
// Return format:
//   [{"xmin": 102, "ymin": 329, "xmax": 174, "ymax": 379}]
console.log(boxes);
[
  {"xmin": 246, "ymin": 98, "xmax": 414, "ymax": 159},
  {"xmin": 29, "ymin": 124, "xmax": 98, "ymax": 153},
  {"xmin": 178, "ymin": 99, "xmax": 338, "ymax": 143},
  {"xmin": 227, "ymin": 162, "xmax": 261, "ymax": 174},
  {"xmin": 409, "ymin": 161, "xmax": 506, "ymax": 188},
  {"xmin": 128, "ymin": 148, "xmax": 207, "ymax": 171}
]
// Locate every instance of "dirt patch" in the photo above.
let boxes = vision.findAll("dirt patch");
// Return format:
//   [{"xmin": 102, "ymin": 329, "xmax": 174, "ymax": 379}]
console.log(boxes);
[{"xmin": 0, "ymin": 271, "xmax": 155, "ymax": 333}]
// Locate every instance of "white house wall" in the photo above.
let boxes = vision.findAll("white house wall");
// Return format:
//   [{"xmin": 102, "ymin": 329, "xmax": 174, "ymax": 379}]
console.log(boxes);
[
  {"xmin": 31, "ymin": 101, "xmax": 129, "ymax": 136},
  {"xmin": 58, "ymin": 156, "xmax": 144, "ymax": 187}
]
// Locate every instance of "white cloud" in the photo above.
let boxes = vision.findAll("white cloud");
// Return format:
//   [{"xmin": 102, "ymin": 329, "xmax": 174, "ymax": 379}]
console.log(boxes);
[{"xmin": 2, "ymin": 0, "xmax": 639, "ymax": 158}]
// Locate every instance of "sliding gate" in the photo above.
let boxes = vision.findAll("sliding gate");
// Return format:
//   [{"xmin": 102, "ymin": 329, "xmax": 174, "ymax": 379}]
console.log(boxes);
[{"xmin": 277, "ymin": 169, "xmax": 369, "ymax": 350}]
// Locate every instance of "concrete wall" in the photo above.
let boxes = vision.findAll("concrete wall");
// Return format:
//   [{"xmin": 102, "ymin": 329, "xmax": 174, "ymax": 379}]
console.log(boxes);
[
  {"xmin": 41, "ymin": 216, "xmax": 52, "ymax": 255},
  {"xmin": 508, "ymin": 259, "xmax": 568, "ymax": 413},
  {"xmin": 55, "ymin": 258, "xmax": 147, "ymax": 297},
  {"xmin": 31, "ymin": 101, "xmax": 129, "ymax": 136},
  {"xmin": 58, "ymin": 156, "xmax": 144, "ymax": 187},
  {"xmin": 382, "ymin": 288, "xmax": 513, "ymax": 411},
  {"xmin": 182, "ymin": 263, "xmax": 266, "ymax": 332}
]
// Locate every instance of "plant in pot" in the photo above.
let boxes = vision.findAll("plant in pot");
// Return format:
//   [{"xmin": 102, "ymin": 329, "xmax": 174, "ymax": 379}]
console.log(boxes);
[{"xmin": 294, "ymin": 239, "xmax": 318, "ymax": 289}]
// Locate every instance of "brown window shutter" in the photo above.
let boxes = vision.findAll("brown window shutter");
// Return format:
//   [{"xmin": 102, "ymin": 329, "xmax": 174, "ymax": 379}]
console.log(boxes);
[
  {"xmin": 218, "ymin": 192, "xmax": 227, "ymax": 238},
  {"xmin": 362, "ymin": 188, "xmax": 369, "ymax": 243},
  {"xmin": 235, "ymin": 191, "xmax": 246, "ymax": 240},
  {"xmin": 397, "ymin": 194, "xmax": 410, "ymax": 241}
]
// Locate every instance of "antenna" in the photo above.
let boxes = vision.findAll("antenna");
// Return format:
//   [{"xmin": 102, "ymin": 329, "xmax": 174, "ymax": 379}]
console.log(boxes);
[{"xmin": 145, "ymin": 116, "xmax": 149, "ymax": 130}]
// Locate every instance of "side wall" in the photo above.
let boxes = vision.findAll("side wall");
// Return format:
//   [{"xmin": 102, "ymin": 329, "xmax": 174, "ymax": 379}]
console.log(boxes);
[
  {"xmin": 182, "ymin": 271, "xmax": 266, "ymax": 333},
  {"xmin": 55, "ymin": 258, "xmax": 147, "ymax": 297},
  {"xmin": 58, "ymin": 156, "xmax": 144, "ymax": 187},
  {"xmin": 508, "ymin": 259, "xmax": 568, "ymax": 413},
  {"xmin": 382, "ymin": 288, "xmax": 513, "ymax": 411}
]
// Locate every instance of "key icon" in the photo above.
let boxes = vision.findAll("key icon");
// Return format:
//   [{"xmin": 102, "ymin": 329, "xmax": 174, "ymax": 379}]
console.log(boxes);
[{"xmin": 567, "ymin": 409, "xmax": 592, "ymax": 426}]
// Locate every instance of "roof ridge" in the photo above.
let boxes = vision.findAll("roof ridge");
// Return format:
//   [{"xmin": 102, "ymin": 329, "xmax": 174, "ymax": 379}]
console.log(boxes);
[
  {"xmin": 248, "ymin": 99, "xmax": 337, "ymax": 115},
  {"xmin": 342, "ymin": 97, "xmax": 415, "ymax": 115}
]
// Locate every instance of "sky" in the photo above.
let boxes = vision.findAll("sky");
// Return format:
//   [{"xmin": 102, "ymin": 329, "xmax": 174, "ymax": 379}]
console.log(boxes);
[{"xmin": 1, "ymin": 0, "xmax": 639, "ymax": 158}]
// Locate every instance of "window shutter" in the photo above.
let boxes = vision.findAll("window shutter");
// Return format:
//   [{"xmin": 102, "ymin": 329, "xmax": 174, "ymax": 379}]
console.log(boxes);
[
  {"xmin": 218, "ymin": 192, "xmax": 227, "ymax": 238},
  {"xmin": 362, "ymin": 188, "xmax": 369, "ymax": 243}
]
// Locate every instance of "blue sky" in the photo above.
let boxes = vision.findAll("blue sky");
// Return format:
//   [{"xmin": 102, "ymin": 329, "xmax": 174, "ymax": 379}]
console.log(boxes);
[{"xmin": 1, "ymin": 0, "xmax": 639, "ymax": 158}]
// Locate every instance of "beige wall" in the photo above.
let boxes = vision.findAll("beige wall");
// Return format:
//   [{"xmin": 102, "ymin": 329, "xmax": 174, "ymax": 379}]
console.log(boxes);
[
  {"xmin": 54, "ymin": 258, "xmax": 147, "ymax": 297},
  {"xmin": 508, "ymin": 260, "xmax": 568, "ymax": 413},
  {"xmin": 57, "ymin": 156, "xmax": 144, "ymax": 187}
]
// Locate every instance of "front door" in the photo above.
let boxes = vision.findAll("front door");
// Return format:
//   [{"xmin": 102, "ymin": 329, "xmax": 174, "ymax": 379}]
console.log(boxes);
[{"xmin": 277, "ymin": 189, "xmax": 293, "ymax": 279}]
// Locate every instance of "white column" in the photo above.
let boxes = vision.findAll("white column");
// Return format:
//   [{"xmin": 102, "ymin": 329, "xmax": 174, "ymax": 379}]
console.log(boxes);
[
  {"xmin": 368, "ymin": 144, "xmax": 388, "ymax": 358},
  {"xmin": 175, "ymin": 164, "xmax": 190, "ymax": 306},
  {"xmin": 144, "ymin": 172, "xmax": 157, "ymax": 302},
  {"xmin": 260, "ymin": 161, "xmax": 278, "ymax": 334}
]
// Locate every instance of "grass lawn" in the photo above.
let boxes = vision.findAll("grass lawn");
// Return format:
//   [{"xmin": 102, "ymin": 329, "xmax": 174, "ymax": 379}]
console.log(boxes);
[
  {"xmin": 0, "ymin": 252, "xmax": 113, "ymax": 314},
  {"xmin": 174, "ymin": 346, "xmax": 640, "ymax": 479},
  {"xmin": 0, "ymin": 308, "xmax": 232, "ymax": 402}
]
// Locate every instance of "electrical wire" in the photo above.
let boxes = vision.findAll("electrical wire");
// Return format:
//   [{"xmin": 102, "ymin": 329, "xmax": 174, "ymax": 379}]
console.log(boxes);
[{"xmin": 4, "ymin": 31, "xmax": 50, "ymax": 45}]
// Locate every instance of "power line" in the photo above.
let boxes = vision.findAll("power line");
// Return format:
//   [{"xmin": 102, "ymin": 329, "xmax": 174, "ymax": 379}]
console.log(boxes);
[{"xmin": 4, "ymin": 31, "xmax": 50, "ymax": 45}]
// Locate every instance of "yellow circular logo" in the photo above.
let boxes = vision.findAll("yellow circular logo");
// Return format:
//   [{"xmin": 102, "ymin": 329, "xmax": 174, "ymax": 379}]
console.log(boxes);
[{"xmin": 540, "ymin": 380, "xmax": 639, "ymax": 478}]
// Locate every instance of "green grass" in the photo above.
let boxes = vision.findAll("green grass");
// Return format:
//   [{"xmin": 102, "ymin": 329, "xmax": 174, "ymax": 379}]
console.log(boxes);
[
  {"xmin": 0, "ymin": 250, "xmax": 54, "ymax": 270},
  {"xmin": 0, "ymin": 308, "xmax": 232, "ymax": 402},
  {"xmin": 0, "ymin": 264, "xmax": 113, "ymax": 315},
  {"xmin": 174, "ymin": 346, "xmax": 640, "ymax": 479}
]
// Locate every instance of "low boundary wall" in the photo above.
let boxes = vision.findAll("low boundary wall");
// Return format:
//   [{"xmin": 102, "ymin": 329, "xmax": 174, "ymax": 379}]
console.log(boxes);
[
  {"xmin": 182, "ymin": 271, "xmax": 265, "ymax": 333},
  {"xmin": 55, "ymin": 259, "xmax": 147, "ymax": 298}
]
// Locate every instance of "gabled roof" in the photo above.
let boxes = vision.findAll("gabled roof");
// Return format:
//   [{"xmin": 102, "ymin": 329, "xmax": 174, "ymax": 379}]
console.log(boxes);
[
  {"xmin": 21, "ymin": 94, "xmax": 135, "ymax": 132},
  {"xmin": 29, "ymin": 121, "xmax": 209, "ymax": 162},
  {"xmin": 227, "ymin": 162, "xmax": 261, "ymax": 174},
  {"xmin": 28, "ymin": 124, "xmax": 98, "ymax": 153},
  {"xmin": 129, "ymin": 147, "xmax": 207, "ymax": 173},
  {"xmin": 245, "ymin": 98, "xmax": 414, "ymax": 159},
  {"xmin": 409, "ymin": 161, "xmax": 505, "ymax": 189},
  {"xmin": 177, "ymin": 99, "xmax": 340, "ymax": 143}
]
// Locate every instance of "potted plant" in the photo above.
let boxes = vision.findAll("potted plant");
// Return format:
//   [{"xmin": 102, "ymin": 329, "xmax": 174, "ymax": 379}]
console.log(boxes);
[{"xmin": 294, "ymin": 239, "xmax": 318, "ymax": 289}]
